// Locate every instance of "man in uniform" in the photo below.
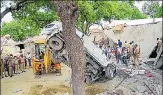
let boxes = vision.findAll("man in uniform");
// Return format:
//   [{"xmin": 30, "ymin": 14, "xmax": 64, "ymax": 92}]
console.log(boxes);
[
  {"xmin": 14, "ymin": 56, "xmax": 20, "ymax": 74},
  {"xmin": 133, "ymin": 44, "xmax": 140, "ymax": 66},
  {"xmin": 1, "ymin": 54, "xmax": 4, "ymax": 78},
  {"xmin": 4, "ymin": 54, "xmax": 9, "ymax": 77},
  {"xmin": 20, "ymin": 54, "xmax": 26, "ymax": 72},
  {"xmin": 128, "ymin": 42, "xmax": 134, "ymax": 62},
  {"xmin": 8, "ymin": 54, "xmax": 14, "ymax": 77}
]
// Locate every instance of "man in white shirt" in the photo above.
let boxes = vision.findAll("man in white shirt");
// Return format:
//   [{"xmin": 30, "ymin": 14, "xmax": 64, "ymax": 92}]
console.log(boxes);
[
  {"xmin": 157, "ymin": 38, "xmax": 162, "ymax": 54},
  {"xmin": 124, "ymin": 41, "xmax": 129, "ymax": 48},
  {"xmin": 106, "ymin": 46, "xmax": 111, "ymax": 60},
  {"xmin": 26, "ymin": 52, "xmax": 32, "ymax": 68}
]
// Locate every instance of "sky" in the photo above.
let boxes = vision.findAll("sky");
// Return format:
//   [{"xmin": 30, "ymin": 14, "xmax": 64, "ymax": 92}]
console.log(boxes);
[{"xmin": 1, "ymin": 1, "xmax": 162, "ymax": 24}]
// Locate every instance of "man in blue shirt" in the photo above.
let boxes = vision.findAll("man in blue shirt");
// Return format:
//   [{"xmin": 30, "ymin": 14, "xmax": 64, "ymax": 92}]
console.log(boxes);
[{"xmin": 118, "ymin": 39, "xmax": 122, "ymax": 48}]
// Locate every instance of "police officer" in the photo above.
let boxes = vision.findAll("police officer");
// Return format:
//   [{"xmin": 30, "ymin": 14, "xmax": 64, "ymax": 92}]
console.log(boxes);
[
  {"xmin": 8, "ymin": 54, "xmax": 14, "ymax": 77},
  {"xmin": 14, "ymin": 56, "xmax": 20, "ymax": 74},
  {"xmin": 20, "ymin": 54, "xmax": 26, "ymax": 72},
  {"xmin": 4, "ymin": 54, "xmax": 9, "ymax": 77},
  {"xmin": 1, "ymin": 56, "xmax": 4, "ymax": 78}
]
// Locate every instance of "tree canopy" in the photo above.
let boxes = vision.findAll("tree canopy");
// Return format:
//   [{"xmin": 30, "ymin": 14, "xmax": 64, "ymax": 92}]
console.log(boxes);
[
  {"xmin": 1, "ymin": 1, "xmax": 154, "ymax": 41},
  {"xmin": 142, "ymin": 1, "xmax": 162, "ymax": 18},
  {"xmin": 1, "ymin": 19, "xmax": 40, "ymax": 41}
]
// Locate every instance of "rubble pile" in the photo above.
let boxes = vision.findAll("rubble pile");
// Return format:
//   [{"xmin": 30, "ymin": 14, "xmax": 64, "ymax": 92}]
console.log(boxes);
[
  {"xmin": 96, "ymin": 60, "xmax": 162, "ymax": 95},
  {"xmin": 96, "ymin": 89, "xmax": 124, "ymax": 95}
]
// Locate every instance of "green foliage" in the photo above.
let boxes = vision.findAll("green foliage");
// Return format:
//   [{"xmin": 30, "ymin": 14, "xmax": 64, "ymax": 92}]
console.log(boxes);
[
  {"xmin": 151, "ymin": 3, "xmax": 162, "ymax": 18},
  {"xmin": 12, "ymin": 0, "xmax": 58, "ymax": 28},
  {"xmin": 131, "ymin": 7, "xmax": 147, "ymax": 19},
  {"xmin": 2, "ymin": 0, "xmax": 148, "ymax": 40},
  {"xmin": 1, "ymin": 20, "xmax": 40, "ymax": 41},
  {"xmin": 92, "ymin": 1, "xmax": 146, "ymax": 21},
  {"xmin": 3, "ymin": 0, "xmax": 59, "ymax": 41},
  {"xmin": 142, "ymin": 1, "xmax": 162, "ymax": 18},
  {"xmin": 114, "ymin": 2, "xmax": 133, "ymax": 20},
  {"xmin": 76, "ymin": 1, "xmax": 96, "ymax": 34}
]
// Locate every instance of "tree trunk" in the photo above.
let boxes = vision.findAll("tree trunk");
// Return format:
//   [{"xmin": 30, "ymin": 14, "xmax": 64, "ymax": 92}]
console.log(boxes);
[
  {"xmin": 51, "ymin": 1, "xmax": 85, "ymax": 95},
  {"xmin": 81, "ymin": 20, "xmax": 85, "ymax": 33},
  {"xmin": 100, "ymin": 23, "xmax": 104, "ymax": 30},
  {"xmin": 96, "ymin": 21, "xmax": 104, "ymax": 30},
  {"xmin": 84, "ymin": 23, "xmax": 89, "ymax": 35}
]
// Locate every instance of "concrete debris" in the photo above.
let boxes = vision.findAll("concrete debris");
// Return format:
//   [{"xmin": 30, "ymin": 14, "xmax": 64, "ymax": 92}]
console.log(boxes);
[
  {"xmin": 97, "ymin": 59, "xmax": 162, "ymax": 95},
  {"xmin": 96, "ymin": 91, "xmax": 119, "ymax": 95},
  {"xmin": 136, "ymin": 85, "xmax": 147, "ymax": 93},
  {"xmin": 63, "ymin": 92, "xmax": 69, "ymax": 95},
  {"xmin": 129, "ymin": 70, "xmax": 146, "ymax": 76},
  {"xmin": 13, "ymin": 89, "xmax": 22, "ymax": 93},
  {"xmin": 96, "ymin": 89, "xmax": 124, "ymax": 95},
  {"xmin": 124, "ymin": 78, "xmax": 138, "ymax": 83},
  {"xmin": 145, "ymin": 71, "xmax": 152, "ymax": 77}
]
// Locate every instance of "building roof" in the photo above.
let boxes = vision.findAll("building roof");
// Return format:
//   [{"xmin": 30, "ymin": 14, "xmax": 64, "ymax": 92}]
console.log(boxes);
[{"xmin": 113, "ymin": 24, "xmax": 124, "ymax": 31}]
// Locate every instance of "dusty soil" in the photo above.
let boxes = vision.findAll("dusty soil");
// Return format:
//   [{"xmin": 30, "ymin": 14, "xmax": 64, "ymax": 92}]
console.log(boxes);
[{"xmin": 1, "ymin": 64, "xmax": 109, "ymax": 95}]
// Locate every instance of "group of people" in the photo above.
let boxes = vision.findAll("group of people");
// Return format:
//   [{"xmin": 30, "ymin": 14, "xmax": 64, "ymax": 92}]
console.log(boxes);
[
  {"xmin": 0, "ymin": 51, "xmax": 32, "ymax": 78},
  {"xmin": 96, "ymin": 39, "xmax": 141, "ymax": 66}
]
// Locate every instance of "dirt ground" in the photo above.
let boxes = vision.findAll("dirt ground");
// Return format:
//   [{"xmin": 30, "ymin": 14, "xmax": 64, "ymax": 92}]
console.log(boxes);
[{"xmin": 1, "ymin": 64, "xmax": 110, "ymax": 95}]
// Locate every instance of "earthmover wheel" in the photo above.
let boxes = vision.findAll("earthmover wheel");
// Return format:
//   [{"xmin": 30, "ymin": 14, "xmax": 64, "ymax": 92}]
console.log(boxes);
[{"xmin": 48, "ymin": 36, "xmax": 64, "ymax": 51}]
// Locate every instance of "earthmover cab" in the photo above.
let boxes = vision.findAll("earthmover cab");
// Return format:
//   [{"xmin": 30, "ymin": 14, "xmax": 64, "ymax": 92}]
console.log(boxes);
[{"xmin": 32, "ymin": 39, "xmax": 61, "ymax": 75}]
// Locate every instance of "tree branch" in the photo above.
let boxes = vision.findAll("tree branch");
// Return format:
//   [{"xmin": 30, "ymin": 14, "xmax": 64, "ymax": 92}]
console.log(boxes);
[
  {"xmin": 1, "ymin": 7, "xmax": 11, "ymax": 19},
  {"xmin": 1, "ymin": 0, "xmax": 35, "ymax": 19}
]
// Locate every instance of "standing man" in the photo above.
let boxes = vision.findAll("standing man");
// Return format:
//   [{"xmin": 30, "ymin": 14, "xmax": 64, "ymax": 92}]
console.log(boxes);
[
  {"xmin": 24, "ymin": 55, "xmax": 27, "ymax": 69},
  {"xmin": 133, "ymin": 44, "xmax": 140, "ymax": 66},
  {"xmin": 4, "ymin": 54, "xmax": 9, "ymax": 77},
  {"xmin": 102, "ymin": 44, "xmax": 106, "ymax": 55},
  {"xmin": 118, "ymin": 39, "xmax": 122, "ymax": 50},
  {"xmin": 115, "ymin": 43, "xmax": 121, "ymax": 63},
  {"xmin": 14, "ymin": 56, "xmax": 20, "ymax": 74},
  {"xmin": 1, "ymin": 54, "xmax": 4, "ymax": 78},
  {"xmin": 27, "ymin": 52, "xmax": 32, "ymax": 68},
  {"xmin": 128, "ymin": 42, "xmax": 133, "ymax": 62},
  {"xmin": 99, "ymin": 42, "xmax": 103, "ymax": 49},
  {"xmin": 157, "ymin": 38, "xmax": 162, "ymax": 54},
  {"xmin": 8, "ymin": 54, "xmax": 14, "ymax": 77},
  {"xmin": 124, "ymin": 41, "xmax": 129, "ymax": 49},
  {"xmin": 106, "ymin": 46, "xmax": 111, "ymax": 60},
  {"xmin": 121, "ymin": 47, "xmax": 129, "ymax": 66},
  {"xmin": 20, "ymin": 54, "xmax": 26, "ymax": 72},
  {"xmin": 93, "ymin": 36, "xmax": 96, "ymax": 44},
  {"xmin": 13, "ymin": 56, "xmax": 16, "ymax": 74}
]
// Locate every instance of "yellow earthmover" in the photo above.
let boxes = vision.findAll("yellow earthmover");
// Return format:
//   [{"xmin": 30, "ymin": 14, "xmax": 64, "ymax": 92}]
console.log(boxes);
[{"xmin": 31, "ymin": 38, "xmax": 61, "ymax": 75}]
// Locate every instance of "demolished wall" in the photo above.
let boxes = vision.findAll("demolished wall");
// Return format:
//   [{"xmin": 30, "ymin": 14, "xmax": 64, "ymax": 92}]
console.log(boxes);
[{"xmin": 104, "ymin": 21, "xmax": 162, "ymax": 58}]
